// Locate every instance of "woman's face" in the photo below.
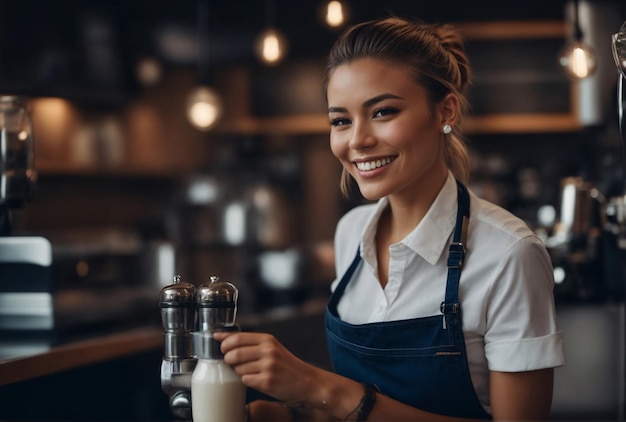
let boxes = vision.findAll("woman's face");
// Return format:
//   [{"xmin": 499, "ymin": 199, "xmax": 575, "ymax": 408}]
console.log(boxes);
[{"xmin": 327, "ymin": 58, "xmax": 449, "ymax": 202}]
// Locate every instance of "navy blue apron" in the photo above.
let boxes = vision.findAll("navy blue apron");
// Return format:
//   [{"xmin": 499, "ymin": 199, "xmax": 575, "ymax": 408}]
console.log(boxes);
[{"xmin": 325, "ymin": 181, "xmax": 491, "ymax": 419}]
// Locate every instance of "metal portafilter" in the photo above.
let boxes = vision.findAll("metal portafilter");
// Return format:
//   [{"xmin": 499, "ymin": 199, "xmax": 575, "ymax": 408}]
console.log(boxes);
[{"xmin": 159, "ymin": 275, "xmax": 197, "ymax": 420}]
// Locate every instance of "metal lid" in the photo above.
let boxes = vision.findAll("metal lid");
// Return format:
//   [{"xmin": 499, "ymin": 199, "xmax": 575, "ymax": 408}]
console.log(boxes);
[
  {"xmin": 159, "ymin": 275, "xmax": 197, "ymax": 307},
  {"xmin": 196, "ymin": 275, "xmax": 238, "ymax": 308}
]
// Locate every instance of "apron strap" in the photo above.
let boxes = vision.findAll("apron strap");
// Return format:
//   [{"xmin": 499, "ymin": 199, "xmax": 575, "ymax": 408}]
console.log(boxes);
[
  {"xmin": 442, "ymin": 181, "xmax": 470, "ymax": 315},
  {"xmin": 327, "ymin": 245, "xmax": 362, "ymax": 314}
]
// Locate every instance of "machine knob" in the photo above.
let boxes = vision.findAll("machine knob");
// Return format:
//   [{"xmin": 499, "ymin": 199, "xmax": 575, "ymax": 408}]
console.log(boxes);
[{"xmin": 170, "ymin": 390, "xmax": 192, "ymax": 420}]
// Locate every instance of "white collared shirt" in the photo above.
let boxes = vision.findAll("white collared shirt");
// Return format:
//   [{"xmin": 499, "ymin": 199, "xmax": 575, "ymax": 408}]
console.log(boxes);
[{"xmin": 331, "ymin": 171, "xmax": 565, "ymax": 412}]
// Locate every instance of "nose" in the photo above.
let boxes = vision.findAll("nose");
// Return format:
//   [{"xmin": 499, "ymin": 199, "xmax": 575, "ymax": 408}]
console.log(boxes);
[{"xmin": 348, "ymin": 120, "xmax": 376, "ymax": 150}]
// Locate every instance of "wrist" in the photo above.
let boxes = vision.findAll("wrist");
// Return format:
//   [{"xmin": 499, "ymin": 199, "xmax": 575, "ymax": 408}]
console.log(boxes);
[
  {"xmin": 281, "ymin": 402, "xmax": 305, "ymax": 421},
  {"xmin": 343, "ymin": 383, "xmax": 379, "ymax": 421}
]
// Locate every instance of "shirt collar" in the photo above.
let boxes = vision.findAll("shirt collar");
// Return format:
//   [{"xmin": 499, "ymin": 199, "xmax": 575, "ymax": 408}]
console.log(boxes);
[{"xmin": 360, "ymin": 171, "xmax": 458, "ymax": 266}]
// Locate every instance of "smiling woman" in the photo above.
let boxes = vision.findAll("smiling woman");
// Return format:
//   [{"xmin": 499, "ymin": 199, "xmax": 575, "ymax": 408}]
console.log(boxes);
[
  {"xmin": 207, "ymin": 16, "xmax": 565, "ymax": 422},
  {"xmin": 327, "ymin": 58, "xmax": 452, "ymax": 204}
]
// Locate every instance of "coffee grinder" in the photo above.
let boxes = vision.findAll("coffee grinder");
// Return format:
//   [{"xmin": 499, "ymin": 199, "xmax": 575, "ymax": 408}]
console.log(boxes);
[{"xmin": 159, "ymin": 275, "xmax": 246, "ymax": 421}]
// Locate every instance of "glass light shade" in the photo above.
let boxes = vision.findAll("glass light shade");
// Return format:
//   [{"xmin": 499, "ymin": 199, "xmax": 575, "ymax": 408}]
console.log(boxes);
[
  {"xmin": 325, "ymin": 1, "xmax": 345, "ymax": 27},
  {"xmin": 559, "ymin": 40, "xmax": 598, "ymax": 79},
  {"xmin": 254, "ymin": 28, "xmax": 288, "ymax": 66},
  {"xmin": 186, "ymin": 86, "xmax": 223, "ymax": 131},
  {"xmin": 136, "ymin": 57, "xmax": 163, "ymax": 87},
  {"xmin": 612, "ymin": 21, "xmax": 626, "ymax": 78}
]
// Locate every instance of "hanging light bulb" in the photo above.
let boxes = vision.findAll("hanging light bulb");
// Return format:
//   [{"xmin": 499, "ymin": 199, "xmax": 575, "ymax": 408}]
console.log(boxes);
[
  {"xmin": 135, "ymin": 57, "xmax": 163, "ymax": 87},
  {"xmin": 186, "ymin": 0, "xmax": 223, "ymax": 131},
  {"xmin": 325, "ymin": 1, "xmax": 346, "ymax": 28},
  {"xmin": 254, "ymin": 28, "xmax": 288, "ymax": 66},
  {"xmin": 255, "ymin": 0, "xmax": 288, "ymax": 66},
  {"xmin": 559, "ymin": 0, "xmax": 598, "ymax": 79},
  {"xmin": 559, "ymin": 41, "xmax": 598, "ymax": 79},
  {"xmin": 186, "ymin": 85, "xmax": 223, "ymax": 131}
]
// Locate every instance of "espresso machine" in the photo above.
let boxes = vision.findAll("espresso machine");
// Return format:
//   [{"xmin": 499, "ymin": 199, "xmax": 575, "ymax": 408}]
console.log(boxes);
[
  {"xmin": 0, "ymin": 95, "xmax": 54, "ymax": 344},
  {"xmin": 601, "ymin": 20, "xmax": 626, "ymax": 294},
  {"xmin": 159, "ymin": 274, "xmax": 246, "ymax": 421},
  {"xmin": 159, "ymin": 275, "xmax": 197, "ymax": 420},
  {"xmin": 0, "ymin": 95, "xmax": 37, "ymax": 234},
  {"xmin": 545, "ymin": 23, "xmax": 626, "ymax": 300}
]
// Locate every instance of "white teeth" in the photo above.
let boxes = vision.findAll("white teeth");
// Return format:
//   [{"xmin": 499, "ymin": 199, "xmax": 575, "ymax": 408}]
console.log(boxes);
[{"xmin": 356, "ymin": 158, "xmax": 393, "ymax": 171}]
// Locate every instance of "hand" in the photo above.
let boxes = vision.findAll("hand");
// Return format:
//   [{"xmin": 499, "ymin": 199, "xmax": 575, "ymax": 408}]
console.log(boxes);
[
  {"xmin": 247, "ymin": 400, "xmax": 293, "ymax": 422},
  {"xmin": 214, "ymin": 331, "xmax": 318, "ymax": 404}
]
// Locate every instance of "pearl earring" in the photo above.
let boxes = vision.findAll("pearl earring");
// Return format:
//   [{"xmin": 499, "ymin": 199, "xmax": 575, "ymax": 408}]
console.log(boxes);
[{"xmin": 442, "ymin": 124, "xmax": 452, "ymax": 135}]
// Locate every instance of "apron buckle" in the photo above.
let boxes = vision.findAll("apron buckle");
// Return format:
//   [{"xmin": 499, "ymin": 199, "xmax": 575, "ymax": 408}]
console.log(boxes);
[
  {"xmin": 440, "ymin": 302, "xmax": 460, "ymax": 330},
  {"xmin": 440, "ymin": 301, "xmax": 460, "ymax": 314},
  {"xmin": 447, "ymin": 242, "xmax": 464, "ymax": 268}
]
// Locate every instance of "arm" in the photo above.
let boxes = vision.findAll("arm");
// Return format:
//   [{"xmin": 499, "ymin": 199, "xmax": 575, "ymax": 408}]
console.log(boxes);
[
  {"xmin": 216, "ymin": 331, "xmax": 554, "ymax": 422},
  {"xmin": 489, "ymin": 368, "xmax": 554, "ymax": 420},
  {"xmin": 360, "ymin": 368, "xmax": 553, "ymax": 421}
]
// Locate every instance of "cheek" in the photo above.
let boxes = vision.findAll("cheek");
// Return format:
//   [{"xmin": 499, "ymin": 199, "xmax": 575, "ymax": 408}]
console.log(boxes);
[
  {"xmin": 329, "ymin": 132, "xmax": 348, "ymax": 161},
  {"xmin": 392, "ymin": 118, "xmax": 437, "ymax": 150}
]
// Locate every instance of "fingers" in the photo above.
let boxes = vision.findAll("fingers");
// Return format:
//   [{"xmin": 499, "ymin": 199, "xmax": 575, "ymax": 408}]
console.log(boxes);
[
  {"xmin": 211, "ymin": 331, "xmax": 301, "ymax": 399},
  {"xmin": 215, "ymin": 332, "xmax": 275, "ymax": 353},
  {"xmin": 214, "ymin": 332, "xmax": 279, "ymax": 366}
]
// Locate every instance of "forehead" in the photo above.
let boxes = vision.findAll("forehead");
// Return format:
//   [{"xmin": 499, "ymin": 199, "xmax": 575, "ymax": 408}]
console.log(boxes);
[{"xmin": 327, "ymin": 58, "xmax": 421, "ymax": 102}]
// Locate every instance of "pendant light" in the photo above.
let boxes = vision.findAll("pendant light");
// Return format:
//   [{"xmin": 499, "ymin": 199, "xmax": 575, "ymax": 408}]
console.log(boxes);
[
  {"xmin": 324, "ymin": 1, "xmax": 346, "ymax": 28},
  {"xmin": 186, "ymin": 0, "xmax": 223, "ymax": 131},
  {"xmin": 254, "ymin": 0, "xmax": 288, "ymax": 66},
  {"xmin": 612, "ymin": 20, "xmax": 626, "ymax": 147},
  {"xmin": 559, "ymin": 0, "xmax": 598, "ymax": 80}
]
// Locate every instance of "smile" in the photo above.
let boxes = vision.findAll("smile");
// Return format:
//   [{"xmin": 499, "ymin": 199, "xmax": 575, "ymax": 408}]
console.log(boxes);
[{"xmin": 355, "ymin": 157, "xmax": 395, "ymax": 171}]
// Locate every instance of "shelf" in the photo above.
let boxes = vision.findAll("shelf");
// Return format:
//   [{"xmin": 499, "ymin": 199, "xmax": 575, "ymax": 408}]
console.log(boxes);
[
  {"xmin": 454, "ymin": 20, "xmax": 566, "ymax": 40},
  {"xmin": 216, "ymin": 114, "xmax": 330, "ymax": 136},
  {"xmin": 34, "ymin": 159, "xmax": 189, "ymax": 178},
  {"xmin": 215, "ymin": 112, "xmax": 582, "ymax": 137},
  {"xmin": 212, "ymin": 19, "xmax": 580, "ymax": 138},
  {"xmin": 462, "ymin": 113, "xmax": 582, "ymax": 134}
]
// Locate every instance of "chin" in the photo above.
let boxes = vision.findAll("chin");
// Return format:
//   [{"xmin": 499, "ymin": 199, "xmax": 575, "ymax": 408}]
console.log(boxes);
[{"xmin": 357, "ymin": 187, "xmax": 387, "ymax": 202}]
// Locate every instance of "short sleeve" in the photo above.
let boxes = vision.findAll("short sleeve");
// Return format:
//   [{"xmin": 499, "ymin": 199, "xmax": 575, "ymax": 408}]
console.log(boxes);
[{"xmin": 483, "ymin": 235, "xmax": 565, "ymax": 372}]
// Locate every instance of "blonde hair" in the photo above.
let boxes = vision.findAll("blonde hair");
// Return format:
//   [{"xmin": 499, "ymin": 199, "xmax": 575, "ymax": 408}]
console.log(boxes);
[{"xmin": 325, "ymin": 17, "xmax": 472, "ymax": 196}]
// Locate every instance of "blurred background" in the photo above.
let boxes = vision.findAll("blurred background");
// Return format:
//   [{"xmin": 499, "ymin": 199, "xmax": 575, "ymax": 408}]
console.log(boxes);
[{"xmin": 1, "ymin": 0, "xmax": 626, "ymax": 420}]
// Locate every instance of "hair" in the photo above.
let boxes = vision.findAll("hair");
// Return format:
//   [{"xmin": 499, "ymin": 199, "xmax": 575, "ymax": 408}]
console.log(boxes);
[{"xmin": 325, "ymin": 16, "xmax": 472, "ymax": 196}]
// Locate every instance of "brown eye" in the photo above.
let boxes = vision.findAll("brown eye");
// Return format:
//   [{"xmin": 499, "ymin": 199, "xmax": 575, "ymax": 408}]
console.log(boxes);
[
  {"xmin": 373, "ymin": 107, "xmax": 399, "ymax": 118},
  {"xmin": 330, "ymin": 117, "xmax": 351, "ymax": 127}
]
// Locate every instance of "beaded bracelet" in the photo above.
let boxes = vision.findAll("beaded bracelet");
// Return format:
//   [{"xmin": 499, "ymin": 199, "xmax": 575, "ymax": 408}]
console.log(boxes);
[
  {"xmin": 280, "ymin": 402, "xmax": 307, "ymax": 421},
  {"xmin": 343, "ymin": 383, "xmax": 379, "ymax": 421},
  {"xmin": 356, "ymin": 383, "xmax": 379, "ymax": 421}
]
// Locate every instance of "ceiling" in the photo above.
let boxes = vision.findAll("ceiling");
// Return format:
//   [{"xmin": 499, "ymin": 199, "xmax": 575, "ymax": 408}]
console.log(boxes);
[
  {"xmin": 1, "ymin": 0, "xmax": 574, "ymax": 67},
  {"xmin": 2, "ymin": 0, "xmax": 623, "ymax": 105}
]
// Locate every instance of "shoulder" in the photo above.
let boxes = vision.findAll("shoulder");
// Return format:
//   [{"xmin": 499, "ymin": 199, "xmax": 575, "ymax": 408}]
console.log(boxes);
[
  {"xmin": 467, "ymin": 191, "xmax": 552, "ymax": 274},
  {"xmin": 466, "ymin": 191, "xmax": 553, "ymax": 288},
  {"xmin": 469, "ymin": 191, "xmax": 539, "ymax": 246}
]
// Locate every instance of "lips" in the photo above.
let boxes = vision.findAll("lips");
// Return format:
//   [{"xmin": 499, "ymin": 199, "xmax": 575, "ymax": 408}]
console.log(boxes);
[{"xmin": 355, "ymin": 157, "xmax": 395, "ymax": 171}]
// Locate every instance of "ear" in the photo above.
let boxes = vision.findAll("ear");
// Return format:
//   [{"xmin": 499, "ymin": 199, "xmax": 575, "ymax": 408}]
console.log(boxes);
[{"xmin": 438, "ymin": 93, "xmax": 460, "ymax": 126}]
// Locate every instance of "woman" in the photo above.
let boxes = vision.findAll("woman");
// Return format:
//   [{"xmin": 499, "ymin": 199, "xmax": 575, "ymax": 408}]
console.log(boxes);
[{"xmin": 215, "ymin": 16, "xmax": 564, "ymax": 421}]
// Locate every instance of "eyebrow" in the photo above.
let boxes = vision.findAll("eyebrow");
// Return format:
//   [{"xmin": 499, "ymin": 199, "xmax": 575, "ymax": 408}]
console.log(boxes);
[{"xmin": 328, "ymin": 93, "xmax": 403, "ymax": 113}]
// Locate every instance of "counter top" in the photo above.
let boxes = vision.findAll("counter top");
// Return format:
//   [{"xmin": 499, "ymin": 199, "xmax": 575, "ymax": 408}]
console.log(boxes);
[
  {"xmin": 0, "ymin": 298, "xmax": 329, "ymax": 387},
  {"xmin": 0, "ymin": 325, "xmax": 162, "ymax": 386}
]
